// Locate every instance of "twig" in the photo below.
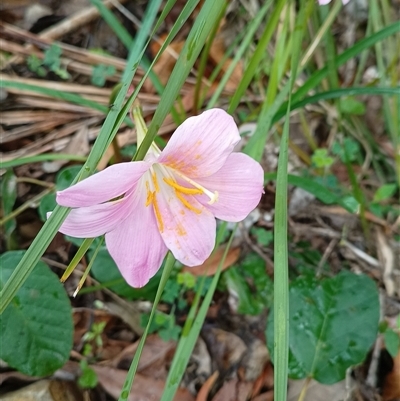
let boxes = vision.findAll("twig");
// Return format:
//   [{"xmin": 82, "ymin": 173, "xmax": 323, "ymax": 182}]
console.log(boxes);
[{"xmin": 366, "ymin": 291, "xmax": 385, "ymax": 388}]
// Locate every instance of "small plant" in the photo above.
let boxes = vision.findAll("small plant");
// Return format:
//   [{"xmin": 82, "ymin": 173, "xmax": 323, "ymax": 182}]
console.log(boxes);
[
  {"xmin": 27, "ymin": 44, "xmax": 70, "ymax": 79},
  {"xmin": 91, "ymin": 64, "xmax": 116, "ymax": 87}
]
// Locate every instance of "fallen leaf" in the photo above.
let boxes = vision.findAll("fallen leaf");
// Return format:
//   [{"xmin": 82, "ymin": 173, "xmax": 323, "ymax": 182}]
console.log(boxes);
[
  {"xmin": 92, "ymin": 365, "xmax": 194, "ymax": 401},
  {"xmin": 184, "ymin": 247, "xmax": 240, "ymax": 276},
  {"xmin": 383, "ymin": 348, "xmax": 400, "ymax": 401},
  {"xmin": 196, "ymin": 371, "xmax": 219, "ymax": 401}
]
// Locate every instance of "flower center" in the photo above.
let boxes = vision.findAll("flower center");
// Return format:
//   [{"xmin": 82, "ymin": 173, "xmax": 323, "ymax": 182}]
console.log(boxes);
[
  {"xmin": 168, "ymin": 170, "xmax": 219, "ymax": 205},
  {"xmin": 144, "ymin": 165, "xmax": 219, "ymax": 231}
]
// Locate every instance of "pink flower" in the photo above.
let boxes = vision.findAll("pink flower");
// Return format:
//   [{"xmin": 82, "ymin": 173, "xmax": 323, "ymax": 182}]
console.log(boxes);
[
  {"xmin": 318, "ymin": 0, "xmax": 350, "ymax": 4},
  {"xmin": 55, "ymin": 109, "xmax": 264, "ymax": 287}
]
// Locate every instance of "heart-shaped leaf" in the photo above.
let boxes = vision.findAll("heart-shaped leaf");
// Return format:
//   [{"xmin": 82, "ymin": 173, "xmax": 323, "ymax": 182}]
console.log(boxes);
[
  {"xmin": 0, "ymin": 251, "xmax": 73, "ymax": 376},
  {"xmin": 267, "ymin": 271, "xmax": 379, "ymax": 384}
]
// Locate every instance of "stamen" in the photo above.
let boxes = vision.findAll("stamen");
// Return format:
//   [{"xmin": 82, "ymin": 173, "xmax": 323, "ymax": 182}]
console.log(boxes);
[
  {"xmin": 163, "ymin": 178, "xmax": 203, "ymax": 195},
  {"xmin": 152, "ymin": 172, "xmax": 160, "ymax": 193},
  {"xmin": 172, "ymin": 171, "xmax": 219, "ymax": 205},
  {"xmin": 145, "ymin": 181, "xmax": 153, "ymax": 206},
  {"xmin": 152, "ymin": 194, "xmax": 164, "ymax": 232},
  {"xmin": 175, "ymin": 191, "xmax": 202, "ymax": 214}
]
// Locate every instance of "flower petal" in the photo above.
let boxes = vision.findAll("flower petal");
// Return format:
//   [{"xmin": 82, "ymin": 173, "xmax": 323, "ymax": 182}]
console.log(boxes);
[
  {"xmin": 155, "ymin": 168, "xmax": 216, "ymax": 266},
  {"xmin": 105, "ymin": 182, "xmax": 168, "ymax": 288},
  {"xmin": 56, "ymin": 196, "xmax": 132, "ymax": 238},
  {"xmin": 57, "ymin": 161, "xmax": 151, "ymax": 207},
  {"xmin": 158, "ymin": 109, "xmax": 240, "ymax": 178},
  {"xmin": 195, "ymin": 153, "xmax": 264, "ymax": 222}
]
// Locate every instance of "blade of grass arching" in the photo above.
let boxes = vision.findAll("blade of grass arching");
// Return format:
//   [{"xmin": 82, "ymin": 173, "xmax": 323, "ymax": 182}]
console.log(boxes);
[
  {"xmin": 206, "ymin": 0, "xmax": 273, "ymax": 109},
  {"xmin": 1, "ymin": 154, "xmax": 87, "ymax": 169},
  {"xmin": 370, "ymin": 0, "xmax": 400, "ymax": 185},
  {"xmin": 291, "ymin": 21, "xmax": 400, "ymax": 103},
  {"xmin": 160, "ymin": 230, "xmax": 236, "ymax": 401},
  {"xmin": 227, "ymin": 0, "xmax": 285, "ymax": 114},
  {"xmin": 118, "ymin": 253, "xmax": 176, "ymax": 401},
  {"xmin": 0, "ymin": 0, "xmax": 163, "ymax": 314},
  {"xmin": 273, "ymin": 86, "xmax": 400, "ymax": 123},
  {"xmin": 134, "ymin": 0, "xmax": 228, "ymax": 161}
]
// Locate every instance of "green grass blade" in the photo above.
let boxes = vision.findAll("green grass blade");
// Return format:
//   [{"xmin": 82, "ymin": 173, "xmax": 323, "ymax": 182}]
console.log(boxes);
[
  {"xmin": 118, "ymin": 253, "xmax": 176, "ymax": 401},
  {"xmin": 244, "ymin": 0, "xmax": 314, "ymax": 160},
  {"xmin": 273, "ymin": 86, "xmax": 400, "ymax": 123},
  {"xmin": 0, "ymin": 154, "xmax": 87, "ymax": 169},
  {"xmin": 273, "ymin": 1, "xmax": 310, "ymax": 399},
  {"xmin": 227, "ymin": 0, "xmax": 285, "ymax": 114},
  {"xmin": 0, "ymin": 80, "xmax": 109, "ymax": 114},
  {"xmin": 292, "ymin": 21, "xmax": 400, "ymax": 103},
  {"xmin": 206, "ymin": 0, "xmax": 273, "ymax": 109}
]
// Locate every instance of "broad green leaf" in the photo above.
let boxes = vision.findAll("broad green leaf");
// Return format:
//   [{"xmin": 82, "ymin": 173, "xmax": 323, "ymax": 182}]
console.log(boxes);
[
  {"xmin": 267, "ymin": 271, "xmax": 379, "ymax": 384},
  {"xmin": 0, "ymin": 251, "xmax": 73, "ymax": 377}
]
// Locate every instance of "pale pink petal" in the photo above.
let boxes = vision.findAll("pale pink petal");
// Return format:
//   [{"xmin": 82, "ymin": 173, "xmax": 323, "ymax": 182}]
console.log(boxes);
[
  {"xmin": 158, "ymin": 109, "xmax": 240, "ymax": 178},
  {"xmin": 342, "ymin": 0, "xmax": 350, "ymax": 4},
  {"xmin": 155, "ymin": 168, "xmax": 216, "ymax": 266},
  {"xmin": 195, "ymin": 153, "xmax": 264, "ymax": 222},
  {"xmin": 56, "ymin": 196, "xmax": 133, "ymax": 238},
  {"xmin": 318, "ymin": 0, "xmax": 331, "ymax": 4},
  {"xmin": 57, "ymin": 162, "xmax": 151, "ymax": 208},
  {"xmin": 105, "ymin": 183, "xmax": 168, "ymax": 287}
]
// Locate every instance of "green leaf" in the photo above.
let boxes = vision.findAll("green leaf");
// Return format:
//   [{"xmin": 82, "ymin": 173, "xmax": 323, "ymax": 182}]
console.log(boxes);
[
  {"xmin": 339, "ymin": 97, "xmax": 366, "ymax": 115},
  {"xmin": 264, "ymin": 173, "xmax": 360, "ymax": 214},
  {"xmin": 267, "ymin": 271, "xmax": 379, "ymax": 384},
  {"xmin": 311, "ymin": 148, "xmax": 334, "ymax": 168},
  {"xmin": 373, "ymin": 183, "xmax": 398, "ymax": 202},
  {"xmin": 0, "ymin": 251, "xmax": 73, "ymax": 376},
  {"xmin": 251, "ymin": 227, "xmax": 273, "ymax": 247},
  {"xmin": 91, "ymin": 64, "xmax": 116, "ymax": 87},
  {"xmin": 384, "ymin": 329, "xmax": 400, "ymax": 358},
  {"xmin": 78, "ymin": 361, "xmax": 98, "ymax": 388}
]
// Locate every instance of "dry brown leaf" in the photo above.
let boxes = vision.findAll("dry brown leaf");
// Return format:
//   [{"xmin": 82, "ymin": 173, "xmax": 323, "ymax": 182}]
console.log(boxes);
[
  {"xmin": 183, "ymin": 246, "xmax": 240, "ymax": 277},
  {"xmin": 383, "ymin": 346, "xmax": 400, "ymax": 401},
  {"xmin": 196, "ymin": 371, "xmax": 219, "ymax": 401},
  {"xmin": 211, "ymin": 378, "xmax": 253, "ymax": 401},
  {"xmin": 92, "ymin": 365, "xmax": 195, "ymax": 401},
  {"xmin": 209, "ymin": 36, "xmax": 243, "ymax": 92}
]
